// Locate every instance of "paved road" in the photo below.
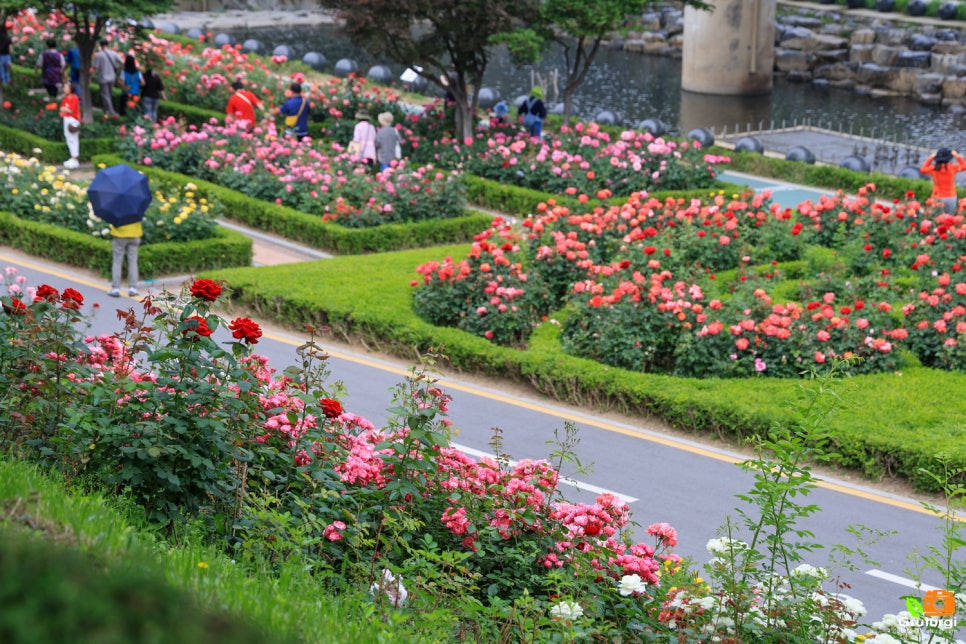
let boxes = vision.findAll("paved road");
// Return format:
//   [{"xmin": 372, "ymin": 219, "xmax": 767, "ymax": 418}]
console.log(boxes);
[{"xmin": 2, "ymin": 244, "xmax": 963, "ymax": 638}]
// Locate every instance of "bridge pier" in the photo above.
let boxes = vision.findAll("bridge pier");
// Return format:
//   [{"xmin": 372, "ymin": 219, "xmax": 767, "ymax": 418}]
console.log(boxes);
[{"xmin": 681, "ymin": 0, "xmax": 775, "ymax": 96}]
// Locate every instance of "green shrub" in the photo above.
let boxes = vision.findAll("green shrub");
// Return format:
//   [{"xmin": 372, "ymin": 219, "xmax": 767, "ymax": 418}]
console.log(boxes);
[{"xmin": 0, "ymin": 530, "xmax": 283, "ymax": 644}]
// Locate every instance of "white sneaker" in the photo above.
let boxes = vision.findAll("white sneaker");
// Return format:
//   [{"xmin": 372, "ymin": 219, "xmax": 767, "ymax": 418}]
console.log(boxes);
[
  {"xmin": 128, "ymin": 288, "xmax": 139, "ymax": 297},
  {"xmin": 64, "ymin": 158, "xmax": 79, "ymax": 169}
]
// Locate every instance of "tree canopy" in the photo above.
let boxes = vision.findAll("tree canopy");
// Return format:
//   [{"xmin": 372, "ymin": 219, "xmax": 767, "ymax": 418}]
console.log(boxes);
[
  {"xmin": 0, "ymin": 0, "xmax": 170, "ymax": 121},
  {"xmin": 319, "ymin": 0, "xmax": 539, "ymax": 140}
]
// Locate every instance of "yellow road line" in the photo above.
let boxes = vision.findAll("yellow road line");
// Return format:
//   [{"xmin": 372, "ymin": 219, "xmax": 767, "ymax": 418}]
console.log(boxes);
[{"xmin": 0, "ymin": 250, "xmax": 946, "ymax": 519}]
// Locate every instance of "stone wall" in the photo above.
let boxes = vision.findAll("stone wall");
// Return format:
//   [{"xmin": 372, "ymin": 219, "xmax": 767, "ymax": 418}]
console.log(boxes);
[{"xmin": 621, "ymin": 5, "xmax": 966, "ymax": 110}]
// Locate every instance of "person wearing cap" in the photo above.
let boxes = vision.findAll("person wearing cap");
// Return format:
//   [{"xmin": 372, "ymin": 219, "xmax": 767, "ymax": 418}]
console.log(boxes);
[
  {"xmin": 279, "ymin": 82, "xmax": 309, "ymax": 140},
  {"xmin": 226, "ymin": 79, "xmax": 261, "ymax": 130},
  {"xmin": 518, "ymin": 86, "xmax": 547, "ymax": 138},
  {"xmin": 375, "ymin": 111, "xmax": 402, "ymax": 171},
  {"xmin": 350, "ymin": 109, "xmax": 377, "ymax": 166},
  {"xmin": 920, "ymin": 147, "xmax": 966, "ymax": 213}
]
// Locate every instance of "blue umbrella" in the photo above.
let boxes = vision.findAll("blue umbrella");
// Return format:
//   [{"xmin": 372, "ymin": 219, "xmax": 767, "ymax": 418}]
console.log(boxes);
[{"xmin": 87, "ymin": 164, "xmax": 152, "ymax": 227}]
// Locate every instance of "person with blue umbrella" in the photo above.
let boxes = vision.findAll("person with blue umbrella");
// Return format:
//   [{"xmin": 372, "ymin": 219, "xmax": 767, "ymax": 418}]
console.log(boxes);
[{"xmin": 87, "ymin": 164, "xmax": 152, "ymax": 297}]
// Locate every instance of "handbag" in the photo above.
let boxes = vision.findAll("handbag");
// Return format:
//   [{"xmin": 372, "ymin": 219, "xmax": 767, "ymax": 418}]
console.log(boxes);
[
  {"xmin": 284, "ymin": 97, "xmax": 307, "ymax": 128},
  {"xmin": 394, "ymin": 141, "xmax": 402, "ymax": 159},
  {"xmin": 67, "ymin": 122, "xmax": 80, "ymax": 134},
  {"xmin": 347, "ymin": 140, "xmax": 362, "ymax": 157}
]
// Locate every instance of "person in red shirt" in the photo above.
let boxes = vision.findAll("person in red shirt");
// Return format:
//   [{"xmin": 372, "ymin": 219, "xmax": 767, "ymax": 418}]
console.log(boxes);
[
  {"xmin": 225, "ymin": 80, "xmax": 261, "ymax": 129},
  {"xmin": 920, "ymin": 147, "xmax": 966, "ymax": 213},
  {"xmin": 59, "ymin": 81, "xmax": 81, "ymax": 169}
]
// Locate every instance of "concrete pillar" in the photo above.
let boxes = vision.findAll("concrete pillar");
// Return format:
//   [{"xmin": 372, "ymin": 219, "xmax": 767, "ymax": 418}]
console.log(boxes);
[{"xmin": 681, "ymin": 0, "xmax": 775, "ymax": 95}]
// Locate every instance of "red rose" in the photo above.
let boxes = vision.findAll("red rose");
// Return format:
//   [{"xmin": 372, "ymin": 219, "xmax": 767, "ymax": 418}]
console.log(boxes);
[
  {"xmin": 319, "ymin": 398, "xmax": 343, "ymax": 419},
  {"xmin": 61, "ymin": 288, "xmax": 83, "ymax": 309},
  {"xmin": 229, "ymin": 317, "xmax": 262, "ymax": 344},
  {"xmin": 5, "ymin": 297, "xmax": 27, "ymax": 314},
  {"xmin": 35, "ymin": 284, "xmax": 59, "ymax": 302},
  {"xmin": 189, "ymin": 279, "xmax": 222, "ymax": 302},
  {"xmin": 183, "ymin": 315, "xmax": 213, "ymax": 338}
]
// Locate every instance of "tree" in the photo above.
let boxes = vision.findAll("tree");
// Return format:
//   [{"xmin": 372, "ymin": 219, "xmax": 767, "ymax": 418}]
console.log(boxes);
[
  {"xmin": 0, "ymin": 1, "xmax": 172, "ymax": 122},
  {"xmin": 319, "ymin": 0, "xmax": 539, "ymax": 141},
  {"xmin": 501, "ymin": 0, "xmax": 711, "ymax": 127}
]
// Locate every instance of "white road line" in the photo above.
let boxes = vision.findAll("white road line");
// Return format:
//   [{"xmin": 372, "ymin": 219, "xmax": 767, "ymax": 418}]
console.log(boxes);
[
  {"xmin": 865, "ymin": 569, "xmax": 941, "ymax": 591},
  {"xmin": 451, "ymin": 442, "xmax": 639, "ymax": 504}
]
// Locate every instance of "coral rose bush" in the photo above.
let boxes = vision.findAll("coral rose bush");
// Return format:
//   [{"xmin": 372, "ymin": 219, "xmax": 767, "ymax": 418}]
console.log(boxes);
[{"xmin": 413, "ymin": 184, "xmax": 966, "ymax": 376}]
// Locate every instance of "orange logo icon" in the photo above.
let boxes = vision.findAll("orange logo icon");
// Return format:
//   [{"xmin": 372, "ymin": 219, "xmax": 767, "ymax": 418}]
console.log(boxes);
[{"xmin": 923, "ymin": 590, "xmax": 956, "ymax": 617}]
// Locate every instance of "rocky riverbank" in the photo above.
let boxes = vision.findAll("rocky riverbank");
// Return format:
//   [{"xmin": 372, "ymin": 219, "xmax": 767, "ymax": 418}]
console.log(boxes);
[{"xmin": 152, "ymin": 3, "xmax": 966, "ymax": 111}]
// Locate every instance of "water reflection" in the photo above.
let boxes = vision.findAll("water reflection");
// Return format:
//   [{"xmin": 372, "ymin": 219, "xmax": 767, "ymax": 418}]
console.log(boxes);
[{"xmin": 224, "ymin": 24, "xmax": 966, "ymax": 149}]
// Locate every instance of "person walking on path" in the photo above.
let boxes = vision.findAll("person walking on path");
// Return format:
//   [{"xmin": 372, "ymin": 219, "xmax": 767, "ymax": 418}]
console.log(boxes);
[
  {"xmin": 37, "ymin": 38, "xmax": 65, "ymax": 99},
  {"xmin": 140, "ymin": 68, "xmax": 165, "ymax": 123},
  {"xmin": 92, "ymin": 40, "xmax": 121, "ymax": 116},
  {"xmin": 0, "ymin": 25, "xmax": 13, "ymax": 89},
  {"xmin": 375, "ymin": 111, "xmax": 401, "ymax": 171},
  {"xmin": 920, "ymin": 147, "xmax": 966, "ymax": 213},
  {"xmin": 279, "ymin": 82, "xmax": 309, "ymax": 140},
  {"xmin": 117, "ymin": 54, "xmax": 142, "ymax": 117},
  {"xmin": 65, "ymin": 45, "xmax": 81, "ymax": 87},
  {"xmin": 58, "ymin": 81, "xmax": 81, "ymax": 169},
  {"xmin": 108, "ymin": 220, "xmax": 142, "ymax": 298},
  {"xmin": 350, "ymin": 109, "xmax": 377, "ymax": 167},
  {"xmin": 226, "ymin": 79, "xmax": 261, "ymax": 129},
  {"xmin": 518, "ymin": 86, "xmax": 547, "ymax": 138}
]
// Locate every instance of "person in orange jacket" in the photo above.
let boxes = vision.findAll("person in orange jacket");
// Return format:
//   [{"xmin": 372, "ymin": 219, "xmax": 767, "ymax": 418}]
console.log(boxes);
[
  {"xmin": 225, "ymin": 80, "xmax": 262, "ymax": 130},
  {"xmin": 920, "ymin": 147, "xmax": 966, "ymax": 213}
]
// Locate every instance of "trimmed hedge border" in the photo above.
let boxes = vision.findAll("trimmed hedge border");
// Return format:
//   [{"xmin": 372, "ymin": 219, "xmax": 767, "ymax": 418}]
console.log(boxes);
[
  {"xmin": 92, "ymin": 154, "xmax": 495, "ymax": 254},
  {"xmin": 0, "ymin": 209, "xmax": 252, "ymax": 279}
]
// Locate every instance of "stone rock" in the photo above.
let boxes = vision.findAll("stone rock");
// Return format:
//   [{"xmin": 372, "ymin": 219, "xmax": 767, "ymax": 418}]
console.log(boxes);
[
  {"xmin": 871, "ymin": 45, "xmax": 902, "ymax": 67},
  {"xmin": 932, "ymin": 41, "xmax": 966, "ymax": 56},
  {"xmin": 849, "ymin": 28, "xmax": 876, "ymax": 46},
  {"xmin": 879, "ymin": 28, "xmax": 908, "ymax": 47},
  {"xmin": 735, "ymin": 136, "xmax": 764, "ymax": 154},
  {"xmin": 775, "ymin": 48, "xmax": 815, "ymax": 73},
  {"xmin": 914, "ymin": 73, "xmax": 945, "ymax": 95},
  {"xmin": 857, "ymin": 63, "xmax": 896, "ymax": 87},
  {"xmin": 242, "ymin": 38, "xmax": 263, "ymax": 53},
  {"xmin": 273, "ymin": 44, "xmax": 294, "ymax": 59},
  {"xmin": 334, "ymin": 58, "xmax": 358, "ymax": 77},
  {"xmin": 840, "ymin": 155, "xmax": 870, "ymax": 172},
  {"xmin": 638, "ymin": 118, "xmax": 667, "ymax": 136},
  {"xmin": 786, "ymin": 70, "xmax": 813, "ymax": 82},
  {"xmin": 815, "ymin": 49, "xmax": 850, "ymax": 64},
  {"xmin": 786, "ymin": 146, "xmax": 816, "ymax": 164},
  {"xmin": 931, "ymin": 53, "xmax": 963, "ymax": 75},
  {"xmin": 666, "ymin": 16, "xmax": 684, "ymax": 37},
  {"xmin": 781, "ymin": 16, "xmax": 823, "ymax": 29},
  {"xmin": 213, "ymin": 33, "xmax": 235, "ymax": 47},
  {"xmin": 623, "ymin": 39, "xmax": 648, "ymax": 53},
  {"xmin": 367, "ymin": 64, "xmax": 392, "ymax": 84},
  {"xmin": 934, "ymin": 29, "xmax": 961, "ymax": 42},
  {"xmin": 814, "ymin": 61, "xmax": 858, "ymax": 82},
  {"xmin": 850, "ymin": 44, "xmax": 875, "ymax": 64},
  {"xmin": 687, "ymin": 128, "xmax": 714, "ymax": 147},
  {"xmin": 917, "ymin": 92, "xmax": 943, "ymax": 104},
  {"xmin": 639, "ymin": 12, "xmax": 661, "ymax": 31},
  {"xmin": 909, "ymin": 35, "xmax": 937, "ymax": 52},
  {"xmin": 941, "ymin": 75, "xmax": 966, "ymax": 99},
  {"xmin": 780, "ymin": 26, "xmax": 815, "ymax": 44},
  {"xmin": 302, "ymin": 51, "xmax": 326, "ymax": 71},
  {"xmin": 888, "ymin": 68, "xmax": 921, "ymax": 93},
  {"xmin": 812, "ymin": 34, "xmax": 850, "ymax": 51},
  {"xmin": 827, "ymin": 78, "xmax": 857, "ymax": 90},
  {"xmin": 896, "ymin": 51, "xmax": 931, "ymax": 69}
]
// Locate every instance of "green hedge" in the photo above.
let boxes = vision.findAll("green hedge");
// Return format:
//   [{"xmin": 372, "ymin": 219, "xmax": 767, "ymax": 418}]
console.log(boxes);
[
  {"xmin": 720, "ymin": 147, "xmax": 941, "ymax": 201},
  {"xmin": 0, "ymin": 210, "xmax": 252, "ymax": 279},
  {"xmin": 93, "ymin": 154, "xmax": 495, "ymax": 254}
]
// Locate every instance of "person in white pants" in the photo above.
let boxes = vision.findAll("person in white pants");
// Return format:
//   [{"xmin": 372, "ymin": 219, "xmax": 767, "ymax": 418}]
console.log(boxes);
[{"xmin": 59, "ymin": 81, "xmax": 80, "ymax": 169}]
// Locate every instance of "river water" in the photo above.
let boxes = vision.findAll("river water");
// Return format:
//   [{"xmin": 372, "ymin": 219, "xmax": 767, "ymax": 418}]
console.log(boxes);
[{"xmin": 222, "ymin": 24, "xmax": 966, "ymax": 151}]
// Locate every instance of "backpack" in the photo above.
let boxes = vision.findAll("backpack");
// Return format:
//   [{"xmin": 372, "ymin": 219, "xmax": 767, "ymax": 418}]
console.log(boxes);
[{"xmin": 523, "ymin": 97, "xmax": 538, "ymax": 127}]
